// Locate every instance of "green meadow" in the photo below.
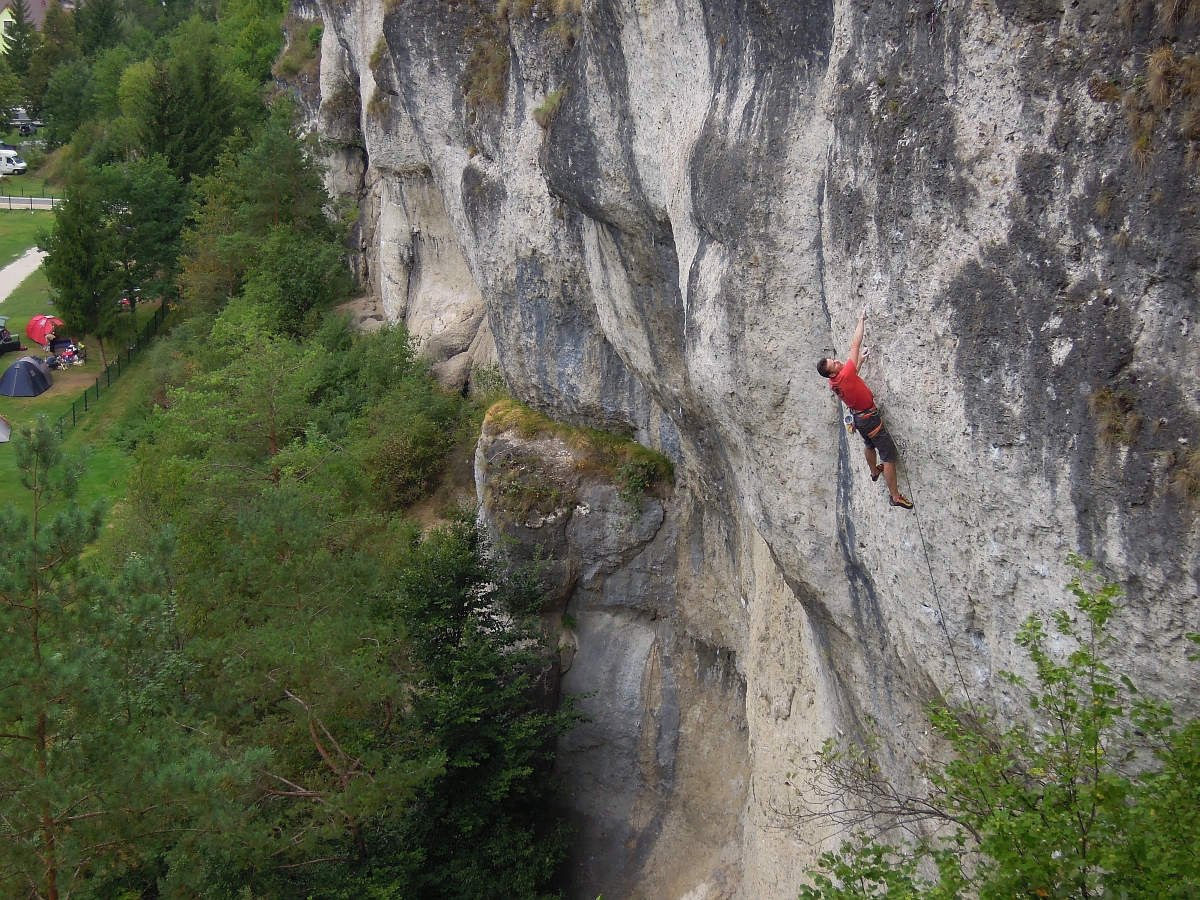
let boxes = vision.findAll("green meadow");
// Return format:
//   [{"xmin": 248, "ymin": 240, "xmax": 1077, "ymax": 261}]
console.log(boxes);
[
  {"xmin": 0, "ymin": 212, "xmax": 156, "ymax": 512},
  {"xmin": 0, "ymin": 209, "xmax": 52, "ymax": 267}
]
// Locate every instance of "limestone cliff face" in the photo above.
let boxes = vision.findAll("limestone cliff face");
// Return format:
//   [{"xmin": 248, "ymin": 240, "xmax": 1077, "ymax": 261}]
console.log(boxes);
[{"xmin": 290, "ymin": 0, "xmax": 1199, "ymax": 895}]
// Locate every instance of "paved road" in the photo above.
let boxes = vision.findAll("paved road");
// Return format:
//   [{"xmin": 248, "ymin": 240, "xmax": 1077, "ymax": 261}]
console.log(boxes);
[
  {"xmin": 0, "ymin": 196, "xmax": 59, "ymax": 211},
  {"xmin": 0, "ymin": 247, "xmax": 47, "ymax": 303}
]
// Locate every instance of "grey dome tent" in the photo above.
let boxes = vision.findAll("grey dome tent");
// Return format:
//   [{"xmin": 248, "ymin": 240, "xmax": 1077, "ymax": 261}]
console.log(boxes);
[{"xmin": 0, "ymin": 355, "xmax": 52, "ymax": 397}]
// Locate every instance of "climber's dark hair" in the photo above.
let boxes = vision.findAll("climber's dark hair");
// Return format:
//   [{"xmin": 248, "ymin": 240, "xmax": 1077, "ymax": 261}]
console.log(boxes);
[{"xmin": 816, "ymin": 358, "xmax": 832, "ymax": 378}]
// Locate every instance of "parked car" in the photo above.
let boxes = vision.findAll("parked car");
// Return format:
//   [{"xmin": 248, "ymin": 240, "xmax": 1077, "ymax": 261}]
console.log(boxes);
[{"xmin": 9, "ymin": 109, "xmax": 37, "ymax": 137}]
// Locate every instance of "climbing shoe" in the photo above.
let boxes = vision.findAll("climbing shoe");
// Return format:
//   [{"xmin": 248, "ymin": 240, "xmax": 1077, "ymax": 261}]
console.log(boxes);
[
  {"xmin": 871, "ymin": 467, "xmax": 883, "ymax": 482},
  {"xmin": 889, "ymin": 495, "xmax": 914, "ymax": 510}
]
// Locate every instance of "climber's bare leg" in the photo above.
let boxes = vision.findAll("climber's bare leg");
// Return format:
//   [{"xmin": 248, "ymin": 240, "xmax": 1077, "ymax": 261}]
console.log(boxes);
[
  {"xmin": 883, "ymin": 462, "xmax": 901, "ymax": 502},
  {"xmin": 864, "ymin": 447, "xmax": 882, "ymax": 480}
]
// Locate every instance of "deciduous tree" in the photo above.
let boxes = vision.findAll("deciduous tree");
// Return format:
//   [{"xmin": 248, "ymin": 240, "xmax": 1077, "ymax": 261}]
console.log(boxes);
[{"xmin": 795, "ymin": 560, "xmax": 1200, "ymax": 900}]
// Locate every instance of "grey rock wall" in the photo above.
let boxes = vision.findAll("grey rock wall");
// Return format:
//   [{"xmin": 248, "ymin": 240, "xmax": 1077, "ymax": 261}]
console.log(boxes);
[
  {"xmin": 475, "ymin": 420, "xmax": 750, "ymax": 898},
  {"xmin": 293, "ymin": 0, "xmax": 1200, "ymax": 895}
]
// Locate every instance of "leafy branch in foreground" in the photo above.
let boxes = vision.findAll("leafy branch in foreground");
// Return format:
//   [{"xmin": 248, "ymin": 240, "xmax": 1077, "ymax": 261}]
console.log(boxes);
[{"xmin": 794, "ymin": 557, "xmax": 1200, "ymax": 900}]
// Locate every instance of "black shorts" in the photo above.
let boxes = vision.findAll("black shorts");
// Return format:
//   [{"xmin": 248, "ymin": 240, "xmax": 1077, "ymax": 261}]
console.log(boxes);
[{"xmin": 852, "ymin": 407, "xmax": 898, "ymax": 465}]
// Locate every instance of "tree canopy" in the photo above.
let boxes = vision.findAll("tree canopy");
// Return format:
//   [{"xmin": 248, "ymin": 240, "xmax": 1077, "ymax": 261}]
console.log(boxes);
[
  {"xmin": 39, "ymin": 181, "xmax": 121, "ymax": 363},
  {"xmin": 15, "ymin": 1, "xmax": 593, "ymax": 895},
  {"xmin": 4, "ymin": 0, "xmax": 39, "ymax": 82}
]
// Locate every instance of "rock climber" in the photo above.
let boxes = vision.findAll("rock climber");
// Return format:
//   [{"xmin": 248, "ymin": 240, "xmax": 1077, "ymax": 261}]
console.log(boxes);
[{"xmin": 816, "ymin": 309, "xmax": 913, "ymax": 510}]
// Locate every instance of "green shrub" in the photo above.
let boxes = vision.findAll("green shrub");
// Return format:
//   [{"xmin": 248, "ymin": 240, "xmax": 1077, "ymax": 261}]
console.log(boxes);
[
  {"xmin": 241, "ymin": 225, "xmax": 350, "ymax": 336},
  {"xmin": 355, "ymin": 382, "xmax": 465, "ymax": 511},
  {"xmin": 796, "ymin": 558, "xmax": 1200, "ymax": 900}
]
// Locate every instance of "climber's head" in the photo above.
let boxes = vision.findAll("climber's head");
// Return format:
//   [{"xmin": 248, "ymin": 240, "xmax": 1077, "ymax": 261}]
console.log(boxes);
[{"xmin": 817, "ymin": 358, "xmax": 843, "ymax": 378}]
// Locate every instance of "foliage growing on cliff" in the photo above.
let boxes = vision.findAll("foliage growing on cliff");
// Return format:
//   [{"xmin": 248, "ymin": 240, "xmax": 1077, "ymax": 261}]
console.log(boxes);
[
  {"xmin": 794, "ymin": 559, "xmax": 1200, "ymax": 900},
  {"xmin": 463, "ymin": 11, "xmax": 511, "ymax": 111},
  {"xmin": 533, "ymin": 83, "xmax": 569, "ymax": 128},
  {"xmin": 1169, "ymin": 445, "xmax": 1200, "ymax": 501},
  {"xmin": 1089, "ymin": 386, "xmax": 1143, "ymax": 448},
  {"xmin": 486, "ymin": 398, "xmax": 674, "ymax": 511},
  {"xmin": 273, "ymin": 14, "xmax": 322, "ymax": 79},
  {"xmin": 378, "ymin": 0, "xmax": 582, "ymax": 113},
  {"xmin": 1088, "ymin": 4, "xmax": 1200, "ymax": 171}
]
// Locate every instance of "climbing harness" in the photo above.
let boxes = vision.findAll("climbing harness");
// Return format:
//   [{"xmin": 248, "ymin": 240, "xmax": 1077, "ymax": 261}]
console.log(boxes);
[{"xmin": 855, "ymin": 406, "xmax": 886, "ymax": 440}]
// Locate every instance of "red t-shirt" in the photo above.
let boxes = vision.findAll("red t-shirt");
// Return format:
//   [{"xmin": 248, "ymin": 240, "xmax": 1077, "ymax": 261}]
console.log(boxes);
[{"xmin": 828, "ymin": 358, "xmax": 874, "ymax": 412}]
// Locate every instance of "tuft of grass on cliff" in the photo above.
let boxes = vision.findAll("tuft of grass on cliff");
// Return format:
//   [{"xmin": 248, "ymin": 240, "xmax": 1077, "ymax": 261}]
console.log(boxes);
[{"xmin": 485, "ymin": 397, "xmax": 674, "ymax": 505}]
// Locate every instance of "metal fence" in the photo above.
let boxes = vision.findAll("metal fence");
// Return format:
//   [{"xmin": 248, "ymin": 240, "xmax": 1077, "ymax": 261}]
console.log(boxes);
[
  {"xmin": 0, "ymin": 195, "xmax": 59, "ymax": 210},
  {"xmin": 0, "ymin": 179, "xmax": 60, "ymax": 198},
  {"xmin": 53, "ymin": 303, "xmax": 169, "ymax": 438}
]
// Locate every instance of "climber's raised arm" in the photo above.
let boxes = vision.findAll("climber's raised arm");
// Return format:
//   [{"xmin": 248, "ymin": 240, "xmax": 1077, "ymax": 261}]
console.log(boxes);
[{"xmin": 848, "ymin": 308, "xmax": 867, "ymax": 368}]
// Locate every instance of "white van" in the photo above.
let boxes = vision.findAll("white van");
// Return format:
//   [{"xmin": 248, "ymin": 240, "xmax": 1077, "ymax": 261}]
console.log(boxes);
[{"xmin": 0, "ymin": 150, "xmax": 27, "ymax": 175}]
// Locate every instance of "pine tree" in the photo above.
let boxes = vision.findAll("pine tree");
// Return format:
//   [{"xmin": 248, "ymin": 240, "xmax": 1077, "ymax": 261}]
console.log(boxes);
[
  {"xmin": 39, "ymin": 182, "xmax": 121, "ymax": 366},
  {"xmin": 4, "ymin": 0, "xmax": 39, "ymax": 82},
  {"xmin": 76, "ymin": 0, "xmax": 120, "ymax": 55},
  {"xmin": 125, "ymin": 29, "xmax": 235, "ymax": 182},
  {"xmin": 0, "ymin": 419, "xmax": 215, "ymax": 900},
  {"xmin": 24, "ymin": 0, "xmax": 76, "ymax": 113}
]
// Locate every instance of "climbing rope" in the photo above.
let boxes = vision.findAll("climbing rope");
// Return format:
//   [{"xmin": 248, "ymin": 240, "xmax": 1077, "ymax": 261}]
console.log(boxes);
[
  {"xmin": 851, "ymin": 340, "xmax": 976, "ymax": 710},
  {"xmin": 901, "ymin": 470, "xmax": 976, "ymax": 713}
]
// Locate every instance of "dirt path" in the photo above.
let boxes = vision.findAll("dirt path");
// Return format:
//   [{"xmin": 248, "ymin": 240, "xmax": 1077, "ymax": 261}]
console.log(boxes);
[{"xmin": 0, "ymin": 248, "xmax": 45, "ymax": 304}]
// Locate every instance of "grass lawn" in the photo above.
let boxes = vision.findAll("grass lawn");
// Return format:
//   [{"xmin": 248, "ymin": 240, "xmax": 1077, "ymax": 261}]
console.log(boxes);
[
  {"xmin": 0, "ymin": 380, "xmax": 140, "ymax": 515},
  {"xmin": 0, "ymin": 266, "xmax": 164, "ymax": 512},
  {"xmin": 0, "ymin": 210, "xmax": 52, "ymax": 267},
  {"xmin": 0, "ymin": 178, "xmax": 58, "ymax": 198}
]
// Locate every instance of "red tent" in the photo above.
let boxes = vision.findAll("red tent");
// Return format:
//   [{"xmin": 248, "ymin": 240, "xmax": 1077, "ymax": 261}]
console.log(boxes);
[{"xmin": 26, "ymin": 315, "xmax": 64, "ymax": 346}]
